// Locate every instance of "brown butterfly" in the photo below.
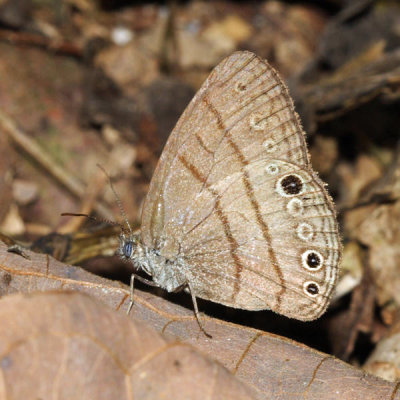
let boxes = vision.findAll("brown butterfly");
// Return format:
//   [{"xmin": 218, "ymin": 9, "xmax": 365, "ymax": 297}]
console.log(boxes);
[{"xmin": 118, "ymin": 51, "xmax": 341, "ymax": 335}]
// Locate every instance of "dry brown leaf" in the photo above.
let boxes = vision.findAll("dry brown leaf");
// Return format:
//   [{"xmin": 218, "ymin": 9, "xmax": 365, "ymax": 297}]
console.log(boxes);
[
  {"xmin": 300, "ymin": 48, "xmax": 400, "ymax": 124},
  {"xmin": 0, "ymin": 291, "xmax": 257, "ymax": 399},
  {"xmin": 328, "ymin": 260, "xmax": 375, "ymax": 360},
  {"xmin": 202, "ymin": 15, "xmax": 253, "ymax": 48},
  {"xmin": 364, "ymin": 317, "xmax": 400, "ymax": 382},
  {"xmin": 309, "ymin": 135, "xmax": 338, "ymax": 175},
  {"xmin": 1, "ymin": 240, "xmax": 399, "ymax": 399},
  {"xmin": 354, "ymin": 201, "xmax": 400, "ymax": 309},
  {"xmin": 336, "ymin": 154, "xmax": 383, "ymax": 206},
  {"xmin": 249, "ymin": 2, "xmax": 326, "ymax": 77},
  {"xmin": 333, "ymin": 241, "xmax": 363, "ymax": 301},
  {"xmin": 95, "ymin": 44, "xmax": 159, "ymax": 96}
]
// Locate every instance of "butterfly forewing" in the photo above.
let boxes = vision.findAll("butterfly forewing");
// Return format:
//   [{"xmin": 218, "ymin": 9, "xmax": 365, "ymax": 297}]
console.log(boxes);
[{"xmin": 140, "ymin": 51, "xmax": 341, "ymax": 320}]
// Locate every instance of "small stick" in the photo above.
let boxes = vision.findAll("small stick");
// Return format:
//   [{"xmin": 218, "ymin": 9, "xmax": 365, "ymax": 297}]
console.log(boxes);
[
  {"xmin": 0, "ymin": 30, "xmax": 83, "ymax": 58},
  {"xmin": 0, "ymin": 110, "xmax": 112, "ymax": 219}
]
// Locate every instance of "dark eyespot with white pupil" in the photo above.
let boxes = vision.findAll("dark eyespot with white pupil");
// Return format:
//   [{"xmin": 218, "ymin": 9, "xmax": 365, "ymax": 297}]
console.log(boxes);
[
  {"xmin": 281, "ymin": 175, "xmax": 303, "ymax": 195},
  {"xmin": 306, "ymin": 283, "xmax": 319, "ymax": 295},
  {"xmin": 123, "ymin": 241, "xmax": 133, "ymax": 258},
  {"xmin": 307, "ymin": 252, "xmax": 321, "ymax": 268}
]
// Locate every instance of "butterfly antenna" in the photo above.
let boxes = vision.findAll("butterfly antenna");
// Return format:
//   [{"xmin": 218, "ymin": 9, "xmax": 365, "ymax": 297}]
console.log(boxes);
[
  {"xmin": 60, "ymin": 213, "xmax": 124, "ymax": 229},
  {"xmin": 97, "ymin": 164, "xmax": 133, "ymax": 235}
]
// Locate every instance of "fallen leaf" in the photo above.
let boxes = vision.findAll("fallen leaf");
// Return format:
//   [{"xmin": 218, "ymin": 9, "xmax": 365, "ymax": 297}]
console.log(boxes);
[
  {"xmin": 364, "ymin": 316, "xmax": 400, "ymax": 382},
  {"xmin": 0, "ymin": 240, "xmax": 399, "ymax": 399},
  {"xmin": 0, "ymin": 291, "xmax": 257, "ymax": 399}
]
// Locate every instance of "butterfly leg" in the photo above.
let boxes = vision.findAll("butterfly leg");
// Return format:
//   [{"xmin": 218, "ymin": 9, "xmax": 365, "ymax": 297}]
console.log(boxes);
[
  {"xmin": 1, "ymin": 233, "xmax": 31, "ymax": 260},
  {"xmin": 7, "ymin": 244, "xmax": 30, "ymax": 259},
  {"xmin": 187, "ymin": 282, "xmax": 212, "ymax": 339},
  {"xmin": 127, "ymin": 273, "xmax": 159, "ymax": 315}
]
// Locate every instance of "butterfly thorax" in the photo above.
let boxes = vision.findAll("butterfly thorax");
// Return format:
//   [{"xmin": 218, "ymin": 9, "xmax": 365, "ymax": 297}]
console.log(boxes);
[{"xmin": 117, "ymin": 232, "xmax": 187, "ymax": 292}]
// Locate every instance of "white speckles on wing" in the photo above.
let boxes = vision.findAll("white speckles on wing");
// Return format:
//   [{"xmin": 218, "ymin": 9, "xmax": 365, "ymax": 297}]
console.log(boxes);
[{"xmin": 137, "ymin": 51, "xmax": 341, "ymax": 321}]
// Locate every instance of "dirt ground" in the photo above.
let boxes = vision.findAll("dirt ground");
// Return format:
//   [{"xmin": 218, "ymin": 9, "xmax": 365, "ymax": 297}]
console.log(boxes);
[{"xmin": 0, "ymin": 1, "xmax": 400, "ymax": 399}]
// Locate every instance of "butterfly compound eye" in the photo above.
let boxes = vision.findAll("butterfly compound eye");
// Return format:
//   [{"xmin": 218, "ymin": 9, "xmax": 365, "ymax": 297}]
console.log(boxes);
[{"xmin": 123, "ymin": 241, "xmax": 134, "ymax": 258}]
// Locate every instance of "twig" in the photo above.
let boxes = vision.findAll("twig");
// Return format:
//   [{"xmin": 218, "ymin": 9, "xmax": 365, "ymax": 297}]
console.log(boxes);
[
  {"xmin": 0, "ymin": 110, "xmax": 113, "ymax": 220},
  {"xmin": 0, "ymin": 29, "xmax": 83, "ymax": 58}
]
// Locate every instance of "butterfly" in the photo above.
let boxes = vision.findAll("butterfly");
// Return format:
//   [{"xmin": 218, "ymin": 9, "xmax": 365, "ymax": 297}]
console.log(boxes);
[{"xmin": 117, "ymin": 51, "xmax": 341, "ymax": 335}]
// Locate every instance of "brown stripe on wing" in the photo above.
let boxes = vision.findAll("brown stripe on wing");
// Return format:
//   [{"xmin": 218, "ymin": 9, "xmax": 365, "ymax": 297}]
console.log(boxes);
[
  {"xmin": 203, "ymin": 97, "xmax": 225, "ymax": 131},
  {"xmin": 178, "ymin": 154, "xmax": 242, "ymax": 297},
  {"xmin": 203, "ymin": 95, "xmax": 285, "ymax": 310},
  {"xmin": 144, "ymin": 56, "xmax": 255, "ymax": 245},
  {"xmin": 195, "ymin": 133, "xmax": 214, "ymax": 155}
]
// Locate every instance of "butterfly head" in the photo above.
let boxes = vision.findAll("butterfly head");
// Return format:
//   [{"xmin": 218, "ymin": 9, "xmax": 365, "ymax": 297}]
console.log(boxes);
[{"xmin": 117, "ymin": 231, "xmax": 142, "ymax": 262}]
